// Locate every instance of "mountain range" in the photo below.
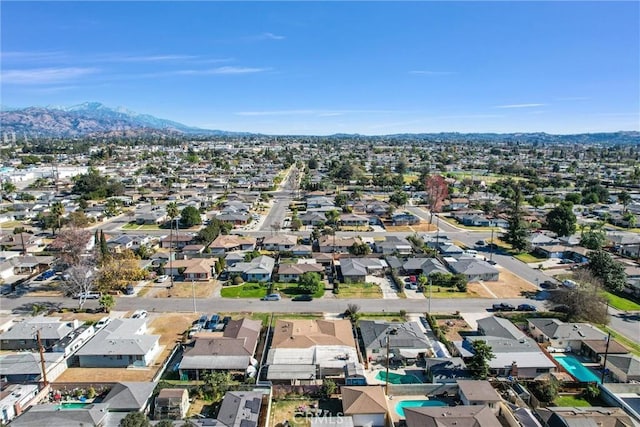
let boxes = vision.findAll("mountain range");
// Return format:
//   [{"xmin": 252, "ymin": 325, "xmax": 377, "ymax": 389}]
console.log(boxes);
[
  {"xmin": 0, "ymin": 102, "xmax": 241, "ymax": 138},
  {"xmin": 1, "ymin": 102, "xmax": 638, "ymax": 143}
]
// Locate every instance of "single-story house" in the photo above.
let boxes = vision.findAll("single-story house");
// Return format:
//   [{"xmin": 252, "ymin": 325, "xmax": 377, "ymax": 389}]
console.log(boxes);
[
  {"xmin": 75, "ymin": 318, "xmax": 161, "ymax": 368},
  {"xmin": 227, "ymin": 255, "xmax": 275, "ymax": 282},
  {"xmin": 209, "ymin": 235, "xmax": 257, "ymax": 256},
  {"xmin": 405, "ymin": 405, "xmax": 501, "ymax": 427},
  {"xmin": 163, "ymin": 258, "xmax": 216, "ymax": 281},
  {"xmin": 340, "ymin": 258, "xmax": 387, "ymax": 283},
  {"xmin": 527, "ymin": 318, "xmax": 607, "ymax": 352},
  {"xmin": 277, "ymin": 262, "xmax": 324, "ymax": 282},
  {"xmin": 262, "ymin": 234, "xmax": 298, "ymax": 251},
  {"xmin": 602, "ymin": 354, "xmax": 640, "ymax": 383},
  {"xmin": 0, "ymin": 317, "xmax": 80, "ymax": 351},
  {"xmin": 448, "ymin": 259, "xmax": 500, "ymax": 282},
  {"xmin": 359, "ymin": 320, "xmax": 431, "ymax": 364}
]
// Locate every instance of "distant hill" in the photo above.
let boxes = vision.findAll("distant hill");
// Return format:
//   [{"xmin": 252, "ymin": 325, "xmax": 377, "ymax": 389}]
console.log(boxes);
[
  {"xmin": 1, "ymin": 102, "xmax": 638, "ymax": 143},
  {"xmin": 0, "ymin": 102, "xmax": 244, "ymax": 138}
]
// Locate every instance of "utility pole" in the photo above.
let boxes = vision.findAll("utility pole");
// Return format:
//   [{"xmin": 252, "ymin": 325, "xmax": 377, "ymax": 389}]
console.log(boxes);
[
  {"xmin": 601, "ymin": 332, "xmax": 611, "ymax": 384},
  {"xmin": 36, "ymin": 330, "xmax": 49, "ymax": 387},
  {"xmin": 489, "ymin": 228, "xmax": 495, "ymax": 263}
]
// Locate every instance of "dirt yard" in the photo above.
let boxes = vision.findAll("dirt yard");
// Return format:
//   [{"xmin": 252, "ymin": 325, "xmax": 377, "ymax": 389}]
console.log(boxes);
[
  {"xmin": 467, "ymin": 269, "xmax": 537, "ymax": 298},
  {"xmin": 54, "ymin": 313, "xmax": 198, "ymax": 384},
  {"xmin": 149, "ymin": 280, "xmax": 217, "ymax": 299},
  {"xmin": 385, "ymin": 220, "xmax": 437, "ymax": 233},
  {"xmin": 437, "ymin": 318, "xmax": 472, "ymax": 342}
]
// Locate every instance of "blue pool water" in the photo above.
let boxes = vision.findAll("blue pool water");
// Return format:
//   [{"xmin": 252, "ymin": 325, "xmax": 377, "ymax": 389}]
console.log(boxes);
[
  {"xmin": 553, "ymin": 354, "xmax": 601, "ymax": 383},
  {"xmin": 375, "ymin": 371, "xmax": 422, "ymax": 384},
  {"xmin": 395, "ymin": 399, "xmax": 447, "ymax": 417},
  {"xmin": 58, "ymin": 402, "xmax": 90, "ymax": 410}
]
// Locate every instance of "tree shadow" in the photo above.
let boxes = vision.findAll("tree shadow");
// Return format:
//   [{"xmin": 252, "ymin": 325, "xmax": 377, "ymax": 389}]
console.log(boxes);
[{"xmin": 11, "ymin": 301, "xmax": 63, "ymax": 315}]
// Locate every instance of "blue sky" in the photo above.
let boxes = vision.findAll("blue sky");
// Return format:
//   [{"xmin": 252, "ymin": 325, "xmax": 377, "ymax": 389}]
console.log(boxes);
[{"xmin": 2, "ymin": 1, "xmax": 638, "ymax": 135}]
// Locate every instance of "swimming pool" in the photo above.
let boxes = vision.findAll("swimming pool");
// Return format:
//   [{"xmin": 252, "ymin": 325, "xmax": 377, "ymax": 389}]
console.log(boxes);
[
  {"xmin": 553, "ymin": 354, "xmax": 601, "ymax": 383},
  {"xmin": 57, "ymin": 402, "xmax": 90, "ymax": 410},
  {"xmin": 375, "ymin": 371, "xmax": 422, "ymax": 384},
  {"xmin": 395, "ymin": 399, "xmax": 447, "ymax": 417}
]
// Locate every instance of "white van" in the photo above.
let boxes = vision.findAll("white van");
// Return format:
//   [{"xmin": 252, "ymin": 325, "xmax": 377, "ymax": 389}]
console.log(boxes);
[
  {"xmin": 562, "ymin": 279, "xmax": 578, "ymax": 289},
  {"xmin": 463, "ymin": 249, "xmax": 478, "ymax": 256}
]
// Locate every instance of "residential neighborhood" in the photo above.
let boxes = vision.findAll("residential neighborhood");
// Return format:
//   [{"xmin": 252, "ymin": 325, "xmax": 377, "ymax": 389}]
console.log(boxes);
[{"xmin": 0, "ymin": 136, "xmax": 639, "ymax": 427}]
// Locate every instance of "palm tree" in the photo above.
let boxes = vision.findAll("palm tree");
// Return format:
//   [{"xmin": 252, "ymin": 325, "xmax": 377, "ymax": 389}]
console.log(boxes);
[
  {"xmin": 618, "ymin": 190, "xmax": 632, "ymax": 213},
  {"xmin": 51, "ymin": 202, "xmax": 65, "ymax": 235},
  {"xmin": 166, "ymin": 202, "xmax": 179, "ymax": 288}
]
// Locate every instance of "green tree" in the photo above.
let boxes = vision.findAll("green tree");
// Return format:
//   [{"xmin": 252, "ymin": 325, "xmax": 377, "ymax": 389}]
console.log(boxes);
[
  {"xmin": 99, "ymin": 294, "xmax": 115, "ymax": 312},
  {"xmin": 565, "ymin": 193, "xmax": 582, "ymax": 204},
  {"xmin": 502, "ymin": 188, "xmax": 530, "ymax": 253},
  {"xmin": 580, "ymin": 230, "xmax": 605, "ymax": 250},
  {"xmin": 200, "ymin": 371, "xmax": 231, "ymax": 402},
  {"xmin": 180, "ymin": 206, "xmax": 202, "ymax": 227},
  {"xmin": 467, "ymin": 340, "xmax": 495, "ymax": 380},
  {"xmin": 529, "ymin": 379, "xmax": 559, "ymax": 403},
  {"xmin": 546, "ymin": 201, "xmax": 577, "ymax": 237},
  {"xmin": 587, "ymin": 249, "xmax": 627, "ymax": 292},
  {"xmin": 104, "ymin": 199, "xmax": 121, "ymax": 217},
  {"xmin": 321, "ymin": 378, "xmax": 337, "ymax": 398},
  {"xmin": 156, "ymin": 420, "xmax": 175, "ymax": 427},
  {"xmin": 100, "ymin": 230, "xmax": 109, "ymax": 260},
  {"xmin": 618, "ymin": 190, "xmax": 632, "ymax": 213},
  {"xmin": 349, "ymin": 242, "xmax": 371, "ymax": 256},
  {"xmin": 298, "ymin": 272, "xmax": 321, "ymax": 294},
  {"xmin": 119, "ymin": 411, "xmax": 150, "ymax": 427},
  {"xmin": 166, "ymin": 202, "xmax": 179, "ymax": 225},
  {"xmin": 389, "ymin": 190, "xmax": 409, "ymax": 207},
  {"xmin": 50, "ymin": 201, "xmax": 65, "ymax": 235},
  {"xmin": 529, "ymin": 194, "xmax": 545, "ymax": 210}
]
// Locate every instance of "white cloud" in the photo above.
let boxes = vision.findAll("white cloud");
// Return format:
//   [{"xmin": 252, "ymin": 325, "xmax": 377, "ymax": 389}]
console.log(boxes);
[
  {"xmin": 494, "ymin": 103, "xmax": 546, "ymax": 109},
  {"xmin": 2, "ymin": 67, "xmax": 98, "ymax": 84},
  {"xmin": 175, "ymin": 66, "xmax": 270, "ymax": 75},
  {"xmin": 262, "ymin": 32, "xmax": 285, "ymax": 40}
]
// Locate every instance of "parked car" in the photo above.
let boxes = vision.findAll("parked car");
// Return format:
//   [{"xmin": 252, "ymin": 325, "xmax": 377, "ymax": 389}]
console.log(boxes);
[
  {"xmin": 196, "ymin": 314, "xmax": 208, "ymax": 327},
  {"xmin": 187, "ymin": 325, "xmax": 201, "ymax": 338},
  {"xmin": 475, "ymin": 240, "xmax": 486, "ymax": 246},
  {"xmin": 156, "ymin": 275, "xmax": 169, "ymax": 283},
  {"xmin": 292, "ymin": 294, "xmax": 313, "ymax": 301},
  {"xmin": 517, "ymin": 304, "xmax": 537, "ymax": 312},
  {"xmin": 36, "ymin": 270, "xmax": 56, "ymax": 281},
  {"xmin": 123, "ymin": 284, "xmax": 135, "ymax": 295},
  {"xmin": 492, "ymin": 303, "xmax": 515, "ymax": 311},
  {"xmin": 74, "ymin": 292, "xmax": 101, "ymax": 300},
  {"xmin": 261, "ymin": 293, "xmax": 281, "ymax": 301},
  {"xmin": 540, "ymin": 280, "xmax": 558, "ymax": 289},
  {"xmin": 95, "ymin": 317, "xmax": 112, "ymax": 329},
  {"xmin": 131, "ymin": 309, "xmax": 148, "ymax": 319},
  {"xmin": 206, "ymin": 314, "xmax": 220, "ymax": 329},
  {"xmin": 221, "ymin": 316, "xmax": 232, "ymax": 325}
]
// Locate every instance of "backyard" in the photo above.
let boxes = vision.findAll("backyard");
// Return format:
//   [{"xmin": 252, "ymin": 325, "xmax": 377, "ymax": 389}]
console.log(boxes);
[{"xmin": 270, "ymin": 398, "xmax": 343, "ymax": 427}]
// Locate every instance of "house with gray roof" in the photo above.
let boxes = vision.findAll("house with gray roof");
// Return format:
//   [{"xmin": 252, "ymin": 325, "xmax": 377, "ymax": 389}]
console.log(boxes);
[
  {"xmin": 101, "ymin": 381, "xmax": 157, "ymax": 412},
  {"xmin": 603, "ymin": 354, "xmax": 640, "ymax": 383},
  {"xmin": 8, "ymin": 403, "xmax": 117, "ymax": 427},
  {"xmin": 448, "ymin": 259, "xmax": 499, "ymax": 281},
  {"xmin": 0, "ymin": 317, "xmax": 80, "ymax": 351},
  {"xmin": 374, "ymin": 236, "xmax": 413, "ymax": 255},
  {"xmin": 402, "ymin": 257, "xmax": 449, "ymax": 276},
  {"xmin": 527, "ymin": 318, "xmax": 607, "ymax": 351},
  {"xmin": 75, "ymin": 318, "xmax": 160, "ymax": 368},
  {"xmin": 339, "ymin": 258, "xmax": 387, "ymax": 283},
  {"xmin": 359, "ymin": 320, "xmax": 432, "ymax": 364},
  {"xmin": 228, "ymin": 255, "xmax": 275, "ymax": 282},
  {"xmin": 215, "ymin": 390, "xmax": 267, "ymax": 427},
  {"xmin": 405, "ymin": 405, "xmax": 501, "ymax": 427},
  {"xmin": 0, "ymin": 352, "xmax": 67, "ymax": 383},
  {"xmin": 454, "ymin": 317, "xmax": 556, "ymax": 379}
]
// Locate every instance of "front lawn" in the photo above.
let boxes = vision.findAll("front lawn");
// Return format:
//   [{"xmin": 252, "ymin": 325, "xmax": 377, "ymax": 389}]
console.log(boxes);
[
  {"xmin": 336, "ymin": 282, "xmax": 382, "ymax": 298},
  {"xmin": 514, "ymin": 252, "xmax": 547, "ymax": 263},
  {"xmin": 602, "ymin": 292, "xmax": 640, "ymax": 311},
  {"xmin": 275, "ymin": 282, "xmax": 325, "ymax": 298},
  {"xmin": 220, "ymin": 282, "xmax": 268, "ymax": 298}
]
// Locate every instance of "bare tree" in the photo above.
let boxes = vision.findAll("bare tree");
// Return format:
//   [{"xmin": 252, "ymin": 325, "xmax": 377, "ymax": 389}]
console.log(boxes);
[
  {"xmin": 425, "ymin": 175, "xmax": 449, "ymax": 223},
  {"xmin": 51, "ymin": 228, "xmax": 93, "ymax": 267},
  {"xmin": 60, "ymin": 263, "xmax": 97, "ymax": 309},
  {"xmin": 547, "ymin": 271, "xmax": 608, "ymax": 324}
]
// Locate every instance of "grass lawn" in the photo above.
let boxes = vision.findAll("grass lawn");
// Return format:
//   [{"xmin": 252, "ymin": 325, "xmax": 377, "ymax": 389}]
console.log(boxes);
[
  {"xmin": 554, "ymin": 395, "xmax": 591, "ymax": 407},
  {"xmin": 274, "ymin": 282, "xmax": 325, "ymax": 298},
  {"xmin": 336, "ymin": 282, "xmax": 382, "ymax": 298},
  {"xmin": 220, "ymin": 282, "xmax": 268, "ymax": 298},
  {"xmin": 439, "ymin": 216, "xmax": 495, "ymax": 231},
  {"xmin": 121, "ymin": 222, "xmax": 162, "ymax": 230},
  {"xmin": 423, "ymin": 287, "xmax": 476, "ymax": 298},
  {"xmin": 514, "ymin": 252, "xmax": 547, "ymax": 263},
  {"xmin": 602, "ymin": 292, "xmax": 640, "ymax": 311},
  {"xmin": 359, "ymin": 313, "xmax": 408, "ymax": 322}
]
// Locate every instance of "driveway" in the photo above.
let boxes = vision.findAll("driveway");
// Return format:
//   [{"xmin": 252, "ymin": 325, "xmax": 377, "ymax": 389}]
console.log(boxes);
[{"xmin": 367, "ymin": 275, "xmax": 399, "ymax": 299}]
